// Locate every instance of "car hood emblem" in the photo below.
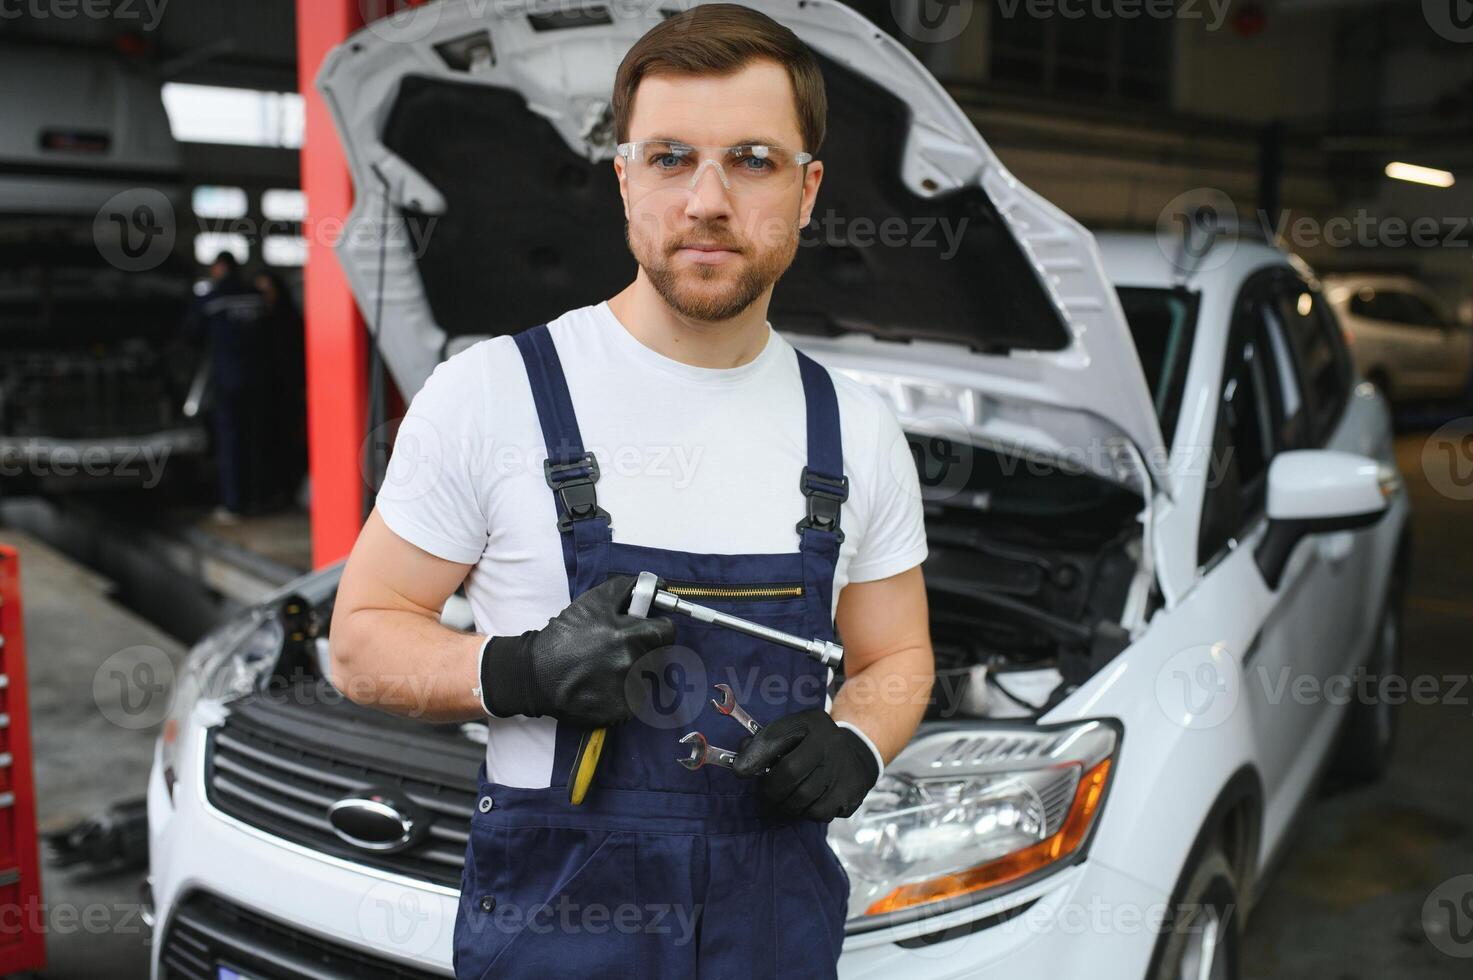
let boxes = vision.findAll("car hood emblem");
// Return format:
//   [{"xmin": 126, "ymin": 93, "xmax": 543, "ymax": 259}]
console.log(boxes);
[{"xmin": 326, "ymin": 790, "xmax": 427, "ymax": 853}]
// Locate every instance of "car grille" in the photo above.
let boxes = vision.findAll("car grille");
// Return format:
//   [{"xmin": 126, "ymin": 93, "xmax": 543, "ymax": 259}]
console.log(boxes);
[
  {"xmin": 203, "ymin": 682, "xmax": 483, "ymax": 888},
  {"xmin": 160, "ymin": 890, "xmax": 446, "ymax": 979}
]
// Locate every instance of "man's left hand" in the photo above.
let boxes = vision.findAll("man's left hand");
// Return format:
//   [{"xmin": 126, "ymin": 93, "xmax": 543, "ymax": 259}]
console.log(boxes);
[{"xmin": 731, "ymin": 708, "xmax": 880, "ymax": 821}]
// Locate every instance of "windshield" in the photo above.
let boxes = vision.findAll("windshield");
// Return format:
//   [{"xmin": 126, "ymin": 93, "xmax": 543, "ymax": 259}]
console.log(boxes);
[
  {"xmin": 1117, "ymin": 286, "xmax": 1198, "ymax": 445},
  {"xmin": 904, "ymin": 285, "xmax": 1199, "ymax": 522}
]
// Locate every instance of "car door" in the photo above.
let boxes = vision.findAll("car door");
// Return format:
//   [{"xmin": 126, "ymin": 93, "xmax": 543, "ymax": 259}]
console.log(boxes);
[
  {"xmin": 1398, "ymin": 289, "xmax": 1470, "ymax": 396},
  {"xmin": 1361, "ymin": 289, "xmax": 1446, "ymax": 395},
  {"xmin": 1195, "ymin": 270, "xmax": 1355, "ymax": 811},
  {"xmin": 1268, "ymin": 275, "xmax": 1377, "ymax": 685}
]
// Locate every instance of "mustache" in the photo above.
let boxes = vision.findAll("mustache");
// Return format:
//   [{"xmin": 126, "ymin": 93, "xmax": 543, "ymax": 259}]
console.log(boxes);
[{"xmin": 669, "ymin": 236, "xmax": 745, "ymax": 254}]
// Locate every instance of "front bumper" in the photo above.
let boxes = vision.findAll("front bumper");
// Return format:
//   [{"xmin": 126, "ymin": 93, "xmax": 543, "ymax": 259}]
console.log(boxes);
[
  {"xmin": 148, "ymin": 724, "xmax": 1165, "ymax": 980},
  {"xmin": 836, "ymin": 860, "xmax": 1166, "ymax": 979},
  {"xmin": 149, "ymin": 726, "xmax": 461, "ymax": 978}
]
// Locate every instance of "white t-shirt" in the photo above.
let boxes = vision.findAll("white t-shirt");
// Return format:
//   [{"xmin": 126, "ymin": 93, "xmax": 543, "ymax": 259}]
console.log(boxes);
[{"xmin": 376, "ymin": 300, "xmax": 928, "ymax": 786}]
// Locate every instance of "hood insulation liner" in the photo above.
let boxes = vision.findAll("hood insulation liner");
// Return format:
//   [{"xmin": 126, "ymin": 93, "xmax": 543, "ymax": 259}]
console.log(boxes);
[{"xmin": 380, "ymin": 52, "xmax": 1069, "ymax": 354}]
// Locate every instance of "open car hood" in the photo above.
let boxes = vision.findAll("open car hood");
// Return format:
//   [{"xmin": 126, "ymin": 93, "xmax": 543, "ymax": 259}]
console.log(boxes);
[{"xmin": 317, "ymin": 0, "xmax": 1169, "ymax": 495}]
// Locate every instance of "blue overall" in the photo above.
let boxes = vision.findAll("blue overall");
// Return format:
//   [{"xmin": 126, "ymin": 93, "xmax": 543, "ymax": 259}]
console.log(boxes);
[{"xmin": 451, "ymin": 323, "xmax": 852, "ymax": 978}]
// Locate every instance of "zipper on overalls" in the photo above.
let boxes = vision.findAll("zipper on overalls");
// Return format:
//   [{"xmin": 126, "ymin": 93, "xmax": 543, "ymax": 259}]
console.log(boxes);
[{"xmin": 662, "ymin": 580, "xmax": 805, "ymax": 600}]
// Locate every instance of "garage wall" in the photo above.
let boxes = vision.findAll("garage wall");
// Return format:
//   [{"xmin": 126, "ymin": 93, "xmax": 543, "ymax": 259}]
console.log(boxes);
[{"xmin": 1171, "ymin": 3, "xmax": 1338, "ymax": 123}]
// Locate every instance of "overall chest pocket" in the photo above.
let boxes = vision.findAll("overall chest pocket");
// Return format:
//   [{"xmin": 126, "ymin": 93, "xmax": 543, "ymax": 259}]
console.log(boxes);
[
  {"xmin": 659, "ymin": 579, "xmax": 805, "ymax": 602},
  {"xmin": 456, "ymin": 821, "xmax": 639, "ymax": 980}
]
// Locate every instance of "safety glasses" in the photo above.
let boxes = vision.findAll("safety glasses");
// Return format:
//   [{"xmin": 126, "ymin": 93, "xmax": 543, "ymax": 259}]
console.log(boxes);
[{"xmin": 616, "ymin": 140, "xmax": 813, "ymax": 198}]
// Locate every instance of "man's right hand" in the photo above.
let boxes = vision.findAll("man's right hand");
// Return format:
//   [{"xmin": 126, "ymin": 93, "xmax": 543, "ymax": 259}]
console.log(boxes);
[{"xmin": 480, "ymin": 573, "xmax": 677, "ymax": 727}]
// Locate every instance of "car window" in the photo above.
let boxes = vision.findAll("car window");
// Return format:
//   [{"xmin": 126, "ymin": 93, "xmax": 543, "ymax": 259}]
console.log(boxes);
[
  {"xmin": 1117, "ymin": 287, "xmax": 1198, "ymax": 445},
  {"xmin": 1223, "ymin": 332, "xmax": 1274, "ymax": 499},
  {"xmin": 1198, "ymin": 278, "xmax": 1298, "ymax": 567},
  {"xmin": 1349, "ymin": 288, "xmax": 1391, "ymax": 322},
  {"xmin": 1260, "ymin": 304, "xmax": 1305, "ymax": 443},
  {"xmin": 1394, "ymin": 292, "xmax": 1451, "ymax": 328},
  {"xmin": 1351, "ymin": 287, "xmax": 1448, "ymax": 328},
  {"xmin": 1274, "ymin": 283, "xmax": 1351, "ymax": 444}
]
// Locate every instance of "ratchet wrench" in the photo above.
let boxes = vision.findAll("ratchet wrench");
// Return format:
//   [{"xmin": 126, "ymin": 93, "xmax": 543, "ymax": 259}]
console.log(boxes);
[{"xmin": 629, "ymin": 571, "xmax": 843, "ymax": 667}]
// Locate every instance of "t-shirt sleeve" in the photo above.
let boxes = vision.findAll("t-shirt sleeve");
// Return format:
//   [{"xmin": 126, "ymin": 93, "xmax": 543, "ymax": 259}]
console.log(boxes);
[
  {"xmin": 374, "ymin": 346, "xmax": 490, "ymax": 565},
  {"xmin": 847, "ymin": 394, "xmax": 928, "ymax": 583}
]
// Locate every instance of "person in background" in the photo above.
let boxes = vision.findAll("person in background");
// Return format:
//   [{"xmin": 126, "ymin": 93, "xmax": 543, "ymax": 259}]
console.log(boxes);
[{"xmin": 182, "ymin": 251, "xmax": 270, "ymax": 523}]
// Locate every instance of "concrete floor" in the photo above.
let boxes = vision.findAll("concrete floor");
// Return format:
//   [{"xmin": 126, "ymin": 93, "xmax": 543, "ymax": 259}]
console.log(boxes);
[
  {"xmin": 0, "ymin": 429, "xmax": 1468, "ymax": 978},
  {"xmin": 0, "ymin": 530, "xmax": 185, "ymax": 979},
  {"xmin": 192, "ymin": 505, "xmax": 312, "ymax": 578}
]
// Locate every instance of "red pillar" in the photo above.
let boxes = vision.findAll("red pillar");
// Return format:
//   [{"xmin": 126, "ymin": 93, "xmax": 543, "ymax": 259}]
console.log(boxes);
[{"xmin": 297, "ymin": 0, "xmax": 368, "ymax": 568}]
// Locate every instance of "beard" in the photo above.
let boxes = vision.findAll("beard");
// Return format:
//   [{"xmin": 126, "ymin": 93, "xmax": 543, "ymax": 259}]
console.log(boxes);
[{"xmin": 625, "ymin": 211, "xmax": 799, "ymax": 322}]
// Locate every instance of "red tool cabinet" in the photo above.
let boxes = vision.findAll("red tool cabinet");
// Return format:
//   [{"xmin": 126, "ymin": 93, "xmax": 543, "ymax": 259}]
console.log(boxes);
[{"xmin": 0, "ymin": 547, "xmax": 45, "ymax": 973}]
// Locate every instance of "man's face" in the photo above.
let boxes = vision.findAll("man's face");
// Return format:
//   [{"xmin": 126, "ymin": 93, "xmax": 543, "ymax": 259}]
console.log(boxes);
[{"xmin": 616, "ymin": 58, "xmax": 823, "ymax": 322}]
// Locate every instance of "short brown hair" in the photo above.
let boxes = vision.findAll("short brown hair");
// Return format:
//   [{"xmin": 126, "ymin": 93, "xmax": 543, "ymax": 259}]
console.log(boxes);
[{"xmin": 612, "ymin": 3, "xmax": 827, "ymax": 155}]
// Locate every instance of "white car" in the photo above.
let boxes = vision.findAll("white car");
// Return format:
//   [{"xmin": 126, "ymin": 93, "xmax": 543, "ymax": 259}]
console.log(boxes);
[
  {"xmin": 146, "ymin": 2, "xmax": 1410, "ymax": 978},
  {"xmin": 1322, "ymin": 273, "xmax": 1472, "ymax": 404}
]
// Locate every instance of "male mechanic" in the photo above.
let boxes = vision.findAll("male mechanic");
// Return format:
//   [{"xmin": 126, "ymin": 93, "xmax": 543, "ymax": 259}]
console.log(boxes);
[{"xmin": 330, "ymin": 5, "xmax": 933, "ymax": 977}]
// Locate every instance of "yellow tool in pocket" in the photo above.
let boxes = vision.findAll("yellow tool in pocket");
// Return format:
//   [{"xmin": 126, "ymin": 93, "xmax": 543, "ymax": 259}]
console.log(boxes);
[{"xmin": 568, "ymin": 727, "xmax": 606, "ymax": 805}]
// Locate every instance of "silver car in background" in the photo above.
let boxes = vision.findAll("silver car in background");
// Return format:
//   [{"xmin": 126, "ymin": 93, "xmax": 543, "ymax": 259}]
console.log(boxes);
[{"xmin": 1322, "ymin": 273, "xmax": 1472, "ymax": 404}]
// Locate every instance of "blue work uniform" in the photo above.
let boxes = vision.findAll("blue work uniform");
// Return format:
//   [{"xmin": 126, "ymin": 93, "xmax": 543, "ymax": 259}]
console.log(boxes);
[
  {"xmin": 183, "ymin": 277, "xmax": 271, "ymax": 513},
  {"xmin": 452, "ymin": 322, "xmax": 852, "ymax": 978}
]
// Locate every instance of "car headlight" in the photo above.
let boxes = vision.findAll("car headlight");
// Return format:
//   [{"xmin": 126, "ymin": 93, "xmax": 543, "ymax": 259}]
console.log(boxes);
[
  {"xmin": 831, "ymin": 719, "xmax": 1120, "ymax": 926},
  {"xmin": 158, "ymin": 604, "xmax": 284, "ymax": 799}
]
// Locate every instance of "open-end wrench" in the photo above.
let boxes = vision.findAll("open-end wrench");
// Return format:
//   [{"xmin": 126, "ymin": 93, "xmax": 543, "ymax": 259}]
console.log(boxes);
[
  {"xmin": 629, "ymin": 571, "xmax": 843, "ymax": 667},
  {"xmin": 676, "ymin": 732, "xmax": 737, "ymax": 771},
  {"xmin": 711, "ymin": 683, "xmax": 763, "ymax": 735}
]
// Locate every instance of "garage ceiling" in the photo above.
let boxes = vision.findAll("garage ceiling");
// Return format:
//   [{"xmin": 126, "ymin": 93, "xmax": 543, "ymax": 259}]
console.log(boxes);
[{"xmin": 0, "ymin": 0, "xmax": 298, "ymax": 91}]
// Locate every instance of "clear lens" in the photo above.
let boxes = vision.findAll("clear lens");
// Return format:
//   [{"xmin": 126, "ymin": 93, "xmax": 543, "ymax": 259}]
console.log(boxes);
[
  {"xmin": 831, "ymin": 720, "xmax": 1120, "ymax": 923},
  {"xmin": 835, "ymin": 771, "xmax": 1055, "ymax": 886},
  {"xmin": 158, "ymin": 606, "xmax": 284, "ymax": 797},
  {"xmin": 620, "ymin": 141, "xmax": 807, "ymax": 195}
]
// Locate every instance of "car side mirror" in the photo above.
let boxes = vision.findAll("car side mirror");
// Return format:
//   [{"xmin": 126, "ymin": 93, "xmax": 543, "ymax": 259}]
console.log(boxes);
[{"xmin": 1255, "ymin": 450, "xmax": 1397, "ymax": 589}]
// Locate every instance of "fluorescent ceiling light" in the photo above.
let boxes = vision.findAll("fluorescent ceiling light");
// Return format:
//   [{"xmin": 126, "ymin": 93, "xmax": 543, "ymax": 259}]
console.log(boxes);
[
  {"xmin": 162, "ymin": 83, "xmax": 304, "ymax": 149},
  {"xmin": 1384, "ymin": 162, "xmax": 1455, "ymax": 188}
]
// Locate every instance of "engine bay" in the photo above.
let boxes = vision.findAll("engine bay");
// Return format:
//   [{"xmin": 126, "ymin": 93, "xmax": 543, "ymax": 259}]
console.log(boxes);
[{"xmin": 908, "ymin": 432, "xmax": 1149, "ymax": 722}]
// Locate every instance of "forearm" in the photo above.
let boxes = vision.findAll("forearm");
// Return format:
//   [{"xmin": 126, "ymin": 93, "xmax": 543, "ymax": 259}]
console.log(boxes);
[
  {"xmin": 330, "ymin": 607, "xmax": 485, "ymax": 723},
  {"xmin": 831, "ymin": 643, "xmax": 933, "ymax": 766}
]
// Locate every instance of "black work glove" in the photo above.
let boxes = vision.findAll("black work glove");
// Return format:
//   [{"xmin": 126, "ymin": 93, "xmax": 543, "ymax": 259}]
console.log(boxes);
[
  {"xmin": 480, "ymin": 573, "xmax": 676, "ymax": 727},
  {"xmin": 731, "ymin": 708, "xmax": 881, "ymax": 821}
]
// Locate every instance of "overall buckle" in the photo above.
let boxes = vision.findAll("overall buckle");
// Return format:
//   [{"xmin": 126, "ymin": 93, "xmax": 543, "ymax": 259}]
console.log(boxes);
[
  {"xmin": 796, "ymin": 466, "xmax": 849, "ymax": 543},
  {"xmin": 544, "ymin": 452, "xmax": 610, "ymax": 532}
]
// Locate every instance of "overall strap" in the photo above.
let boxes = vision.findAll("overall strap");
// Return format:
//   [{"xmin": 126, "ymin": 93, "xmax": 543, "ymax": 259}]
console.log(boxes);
[
  {"xmin": 794, "ymin": 349, "xmax": 848, "ymax": 640},
  {"xmin": 513, "ymin": 324, "xmax": 612, "ymax": 595}
]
